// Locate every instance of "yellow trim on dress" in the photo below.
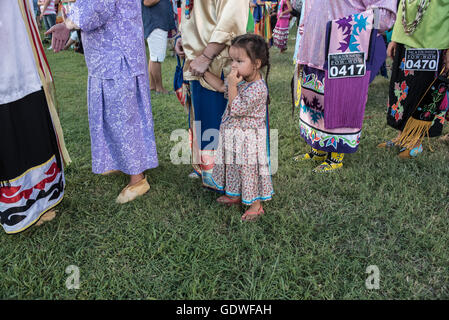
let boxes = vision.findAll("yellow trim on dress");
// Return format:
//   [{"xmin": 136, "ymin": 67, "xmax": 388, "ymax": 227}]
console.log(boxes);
[
  {"xmin": 5, "ymin": 196, "xmax": 64, "ymax": 234},
  {"xmin": 1, "ymin": 155, "xmax": 56, "ymax": 184}
]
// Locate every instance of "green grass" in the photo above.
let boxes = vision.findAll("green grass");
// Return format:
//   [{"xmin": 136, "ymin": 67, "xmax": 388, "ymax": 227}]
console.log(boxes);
[{"xmin": 1, "ymin": 33, "xmax": 449, "ymax": 300}]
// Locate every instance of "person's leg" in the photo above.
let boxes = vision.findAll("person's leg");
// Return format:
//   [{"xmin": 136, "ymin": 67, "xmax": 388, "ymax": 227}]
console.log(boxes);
[
  {"xmin": 64, "ymin": 31, "xmax": 78, "ymax": 50},
  {"xmin": 129, "ymin": 173, "xmax": 145, "ymax": 186},
  {"xmin": 241, "ymin": 200, "xmax": 264, "ymax": 221},
  {"xmin": 293, "ymin": 147, "xmax": 327, "ymax": 161},
  {"xmin": 43, "ymin": 16, "xmax": 51, "ymax": 41},
  {"xmin": 248, "ymin": 200, "xmax": 262, "ymax": 213},
  {"xmin": 45, "ymin": 14, "xmax": 56, "ymax": 42},
  {"xmin": 88, "ymin": 76, "xmax": 158, "ymax": 203},
  {"xmin": 148, "ymin": 62, "xmax": 157, "ymax": 91},
  {"xmin": 0, "ymin": 89, "xmax": 65, "ymax": 233},
  {"xmin": 64, "ymin": 38, "xmax": 75, "ymax": 50},
  {"xmin": 312, "ymin": 152, "xmax": 344, "ymax": 173},
  {"xmin": 47, "ymin": 13, "xmax": 56, "ymax": 28},
  {"xmin": 146, "ymin": 37, "xmax": 157, "ymax": 90},
  {"xmin": 189, "ymin": 80, "xmax": 227, "ymax": 184},
  {"xmin": 150, "ymin": 61, "xmax": 167, "ymax": 93},
  {"xmin": 148, "ymin": 28, "xmax": 168, "ymax": 93}
]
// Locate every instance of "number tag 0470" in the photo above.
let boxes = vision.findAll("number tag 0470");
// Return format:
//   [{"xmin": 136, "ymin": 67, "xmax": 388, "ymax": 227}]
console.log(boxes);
[
  {"xmin": 405, "ymin": 49, "xmax": 439, "ymax": 72},
  {"xmin": 328, "ymin": 52, "xmax": 366, "ymax": 79}
]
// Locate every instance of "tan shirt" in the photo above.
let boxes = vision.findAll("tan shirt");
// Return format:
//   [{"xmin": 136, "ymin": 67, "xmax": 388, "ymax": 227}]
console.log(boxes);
[{"xmin": 180, "ymin": 0, "xmax": 249, "ymax": 91}]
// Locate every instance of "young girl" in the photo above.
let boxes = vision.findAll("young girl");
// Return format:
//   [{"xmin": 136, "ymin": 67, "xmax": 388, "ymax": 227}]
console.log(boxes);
[
  {"xmin": 273, "ymin": 0, "xmax": 292, "ymax": 53},
  {"xmin": 204, "ymin": 34, "xmax": 274, "ymax": 222}
]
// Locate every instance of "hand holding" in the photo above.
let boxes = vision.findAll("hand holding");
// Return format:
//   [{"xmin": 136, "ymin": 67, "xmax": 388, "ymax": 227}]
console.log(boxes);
[
  {"xmin": 189, "ymin": 54, "xmax": 212, "ymax": 77},
  {"xmin": 45, "ymin": 23, "xmax": 71, "ymax": 52},
  {"xmin": 387, "ymin": 41, "xmax": 397, "ymax": 59},
  {"xmin": 175, "ymin": 37, "xmax": 185, "ymax": 59}
]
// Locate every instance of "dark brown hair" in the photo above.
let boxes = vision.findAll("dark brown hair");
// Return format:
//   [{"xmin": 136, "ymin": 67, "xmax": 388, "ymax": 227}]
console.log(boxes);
[{"xmin": 231, "ymin": 33, "xmax": 271, "ymax": 104}]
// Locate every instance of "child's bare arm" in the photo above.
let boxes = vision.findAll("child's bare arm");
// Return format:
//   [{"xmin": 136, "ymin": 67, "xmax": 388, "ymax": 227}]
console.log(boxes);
[
  {"xmin": 226, "ymin": 69, "xmax": 243, "ymax": 103},
  {"xmin": 203, "ymin": 71, "xmax": 226, "ymax": 93}
]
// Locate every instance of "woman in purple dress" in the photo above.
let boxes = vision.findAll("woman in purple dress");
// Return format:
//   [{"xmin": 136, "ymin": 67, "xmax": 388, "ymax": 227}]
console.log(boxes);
[{"xmin": 48, "ymin": 0, "xmax": 159, "ymax": 203}]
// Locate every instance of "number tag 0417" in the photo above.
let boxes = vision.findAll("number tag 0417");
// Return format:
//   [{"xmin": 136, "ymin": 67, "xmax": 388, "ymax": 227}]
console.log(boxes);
[
  {"xmin": 328, "ymin": 52, "xmax": 366, "ymax": 79},
  {"xmin": 405, "ymin": 49, "xmax": 439, "ymax": 72}
]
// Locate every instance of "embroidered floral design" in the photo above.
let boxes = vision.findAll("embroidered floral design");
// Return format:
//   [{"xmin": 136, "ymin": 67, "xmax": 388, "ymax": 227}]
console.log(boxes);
[
  {"xmin": 300, "ymin": 122, "xmax": 361, "ymax": 151},
  {"xmin": 302, "ymin": 72, "xmax": 325, "ymax": 94},
  {"xmin": 391, "ymin": 81, "xmax": 408, "ymax": 121},
  {"xmin": 336, "ymin": 16, "xmax": 353, "ymax": 52},
  {"xmin": 400, "ymin": 58, "xmax": 414, "ymax": 76},
  {"xmin": 335, "ymin": 13, "xmax": 369, "ymax": 53},
  {"xmin": 353, "ymin": 13, "xmax": 368, "ymax": 36},
  {"xmin": 418, "ymin": 84, "xmax": 449, "ymax": 122},
  {"xmin": 301, "ymin": 96, "xmax": 324, "ymax": 124}
]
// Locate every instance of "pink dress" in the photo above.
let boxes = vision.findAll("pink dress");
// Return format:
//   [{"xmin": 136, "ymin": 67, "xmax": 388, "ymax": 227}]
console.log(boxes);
[
  {"xmin": 273, "ymin": 0, "xmax": 291, "ymax": 50},
  {"xmin": 211, "ymin": 79, "xmax": 274, "ymax": 205}
]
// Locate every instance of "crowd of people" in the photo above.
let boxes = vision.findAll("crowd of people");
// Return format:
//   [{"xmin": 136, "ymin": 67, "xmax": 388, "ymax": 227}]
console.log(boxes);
[{"xmin": 1, "ymin": 0, "xmax": 448, "ymax": 234}]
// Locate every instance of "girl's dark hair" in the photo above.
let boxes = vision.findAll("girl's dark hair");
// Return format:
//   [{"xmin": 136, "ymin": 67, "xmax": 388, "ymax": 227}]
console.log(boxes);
[{"xmin": 231, "ymin": 34, "xmax": 271, "ymax": 104}]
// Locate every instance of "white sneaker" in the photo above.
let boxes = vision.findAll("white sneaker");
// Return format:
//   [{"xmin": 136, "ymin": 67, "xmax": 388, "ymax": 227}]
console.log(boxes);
[
  {"xmin": 47, "ymin": 46, "xmax": 52, "ymax": 50},
  {"xmin": 188, "ymin": 172, "xmax": 200, "ymax": 179}
]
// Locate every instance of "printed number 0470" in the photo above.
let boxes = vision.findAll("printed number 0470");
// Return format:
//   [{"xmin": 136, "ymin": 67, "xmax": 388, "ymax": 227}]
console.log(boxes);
[{"xmin": 405, "ymin": 59, "xmax": 437, "ymax": 70}]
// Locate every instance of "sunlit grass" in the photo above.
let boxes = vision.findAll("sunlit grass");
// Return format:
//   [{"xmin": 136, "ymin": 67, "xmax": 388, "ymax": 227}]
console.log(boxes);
[{"xmin": 1, "ymin": 31, "xmax": 448, "ymax": 299}]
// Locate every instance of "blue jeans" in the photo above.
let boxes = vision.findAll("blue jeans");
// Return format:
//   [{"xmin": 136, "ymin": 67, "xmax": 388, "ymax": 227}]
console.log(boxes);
[
  {"xmin": 43, "ymin": 14, "xmax": 56, "ymax": 40},
  {"xmin": 33, "ymin": 0, "xmax": 38, "ymax": 17}
]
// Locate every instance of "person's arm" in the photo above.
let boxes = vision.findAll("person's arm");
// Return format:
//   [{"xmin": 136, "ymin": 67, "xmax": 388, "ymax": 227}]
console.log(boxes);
[
  {"xmin": 143, "ymin": 0, "xmax": 160, "ymax": 7},
  {"xmin": 202, "ymin": 43, "xmax": 226, "ymax": 61},
  {"xmin": 39, "ymin": 0, "xmax": 51, "ymax": 20},
  {"xmin": 227, "ymin": 83, "xmax": 238, "ymax": 105},
  {"xmin": 67, "ymin": 0, "xmax": 116, "ymax": 32},
  {"xmin": 203, "ymin": 71, "xmax": 226, "ymax": 93},
  {"xmin": 174, "ymin": 36, "xmax": 185, "ymax": 58},
  {"xmin": 211, "ymin": 0, "xmax": 249, "ymax": 45},
  {"xmin": 189, "ymin": 0, "xmax": 248, "ymax": 77},
  {"xmin": 228, "ymin": 79, "xmax": 268, "ymax": 117},
  {"xmin": 387, "ymin": 41, "xmax": 397, "ymax": 59},
  {"xmin": 281, "ymin": 0, "xmax": 292, "ymax": 17},
  {"xmin": 189, "ymin": 43, "xmax": 226, "ymax": 77},
  {"xmin": 226, "ymin": 69, "xmax": 243, "ymax": 104}
]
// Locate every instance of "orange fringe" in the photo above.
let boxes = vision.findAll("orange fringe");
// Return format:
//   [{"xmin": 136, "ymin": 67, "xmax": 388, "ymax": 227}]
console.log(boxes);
[
  {"xmin": 393, "ymin": 117, "xmax": 432, "ymax": 151},
  {"xmin": 394, "ymin": 68, "xmax": 448, "ymax": 152}
]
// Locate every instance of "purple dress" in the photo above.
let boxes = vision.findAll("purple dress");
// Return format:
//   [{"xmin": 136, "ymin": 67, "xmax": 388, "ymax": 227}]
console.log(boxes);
[
  {"xmin": 68, "ymin": 0, "xmax": 158, "ymax": 175},
  {"xmin": 297, "ymin": 0, "xmax": 396, "ymax": 154}
]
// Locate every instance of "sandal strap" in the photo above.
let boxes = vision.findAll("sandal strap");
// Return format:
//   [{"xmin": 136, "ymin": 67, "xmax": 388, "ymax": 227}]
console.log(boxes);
[{"xmin": 242, "ymin": 206, "xmax": 264, "ymax": 220}]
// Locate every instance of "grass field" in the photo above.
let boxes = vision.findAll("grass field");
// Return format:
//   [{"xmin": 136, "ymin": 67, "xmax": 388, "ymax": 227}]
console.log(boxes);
[{"xmin": 1, "ymin": 32, "xmax": 449, "ymax": 300}]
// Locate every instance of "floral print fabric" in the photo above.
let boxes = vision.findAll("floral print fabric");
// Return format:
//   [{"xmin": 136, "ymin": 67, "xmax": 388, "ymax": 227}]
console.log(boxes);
[
  {"xmin": 88, "ymin": 75, "xmax": 158, "ymax": 175},
  {"xmin": 68, "ymin": 0, "xmax": 159, "ymax": 174},
  {"xmin": 211, "ymin": 80, "xmax": 274, "ymax": 205},
  {"xmin": 68, "ymin": 0, "xmax": 147, "ymax": 80}
]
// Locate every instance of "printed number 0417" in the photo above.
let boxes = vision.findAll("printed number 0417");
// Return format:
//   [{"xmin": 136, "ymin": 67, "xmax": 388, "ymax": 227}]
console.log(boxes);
[{"xmin": 329, "ymin": 64, "xmax": 364, "ymax": 77}]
